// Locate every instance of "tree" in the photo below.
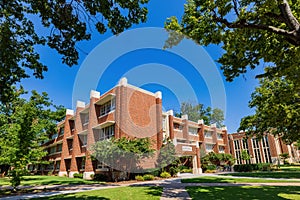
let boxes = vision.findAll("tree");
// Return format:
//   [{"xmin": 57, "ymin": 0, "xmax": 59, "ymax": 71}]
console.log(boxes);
[
  {"xmin": 91, "ymin": 137, "xmax": 154, "ymax": 180},
  {"xmin": 241, "ymin": 150, "xmax": 251, "ymax": 164},
  {"xmin": 156, "ymin": 141, "xmax": 178, "ymax": 172},
  {"xmin": 0, "ymin": 0, "xmax": 149, "ymax": 103},
  {"xmin": 210, "ymin": 108, "xmax": 225, "ymax": 128},
  {"xmin": 165, "ymin": 0, "xmax": 300, "ymax": 141},
  {"xmin": 239, "ymin": 77, "xmax": 300, "ymax": 143},
  {"xmin": 178, "ymin": 102, "xmax": 224, "ymax": 127},
  {"xmin": 0, "ymin": 88, "xmax": 65, "ymax": 189},
  {"xmin": 165, "ymin": 0, "xmax": 300, "ymax": 81},
  {"xmin": 279, "ymin": 153, "xmax": 290, "ymax": 164}
]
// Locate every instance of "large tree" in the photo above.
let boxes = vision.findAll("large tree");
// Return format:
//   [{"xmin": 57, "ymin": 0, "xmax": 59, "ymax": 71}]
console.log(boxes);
[
  {"xmin": 165, "ymin": 0, "xmax": 300, "ymax": 140},
  {"xmin": 0, "ymin": 88, "xmax": 65, "ymax": 188},
  {"xmin": 0, "ymin": 0, "xmax": 149, "ymax": 103},
  {"xmin": 239, "ymin": 77, "xmax": 300, "ymax": 143}
]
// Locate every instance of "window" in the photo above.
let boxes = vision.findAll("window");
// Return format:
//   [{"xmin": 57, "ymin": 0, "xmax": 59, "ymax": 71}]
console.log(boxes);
[
  {"xmin": 173, "ymin": 123, "xmax": 183, "ymax": 131},
  {"xmin": 59, "ymin": 127, "xmax": 64, "ymax": 136},
  {"xmin": 217, "ymin": 133, "xmax": 223, "ymax": 140},
  {"xmin": 262, "ymin": 136, "xmax": 272, "ymax": 163},
  {"xmin": 81, "ymin": 157, "xmax": 85, "ymax": 170},
  {"xmin": 100, "ymin": 98, "xmax": 116, "ymax": 117},
  {"xmin": 242, "ymin": 139, "xmax": 251, "ymax": 164},
  {"xmin": 188, "ymin": 127, "xmax": 198, "ymax": 135},
  {"xmin": 49, "ymin": 146, "xmax": 56, "ymax": 154},
  {"xmin": 67, "ymin": 139, "xmax": 73, "ymax": 150},
  {"xmin": 206, "ymin": 144, "xmax": 214, "ymax": 152},
  {"xmin": 55, "ymin": 161, "xmax": 60, "ymax": 170},
  {"xmin": 57, "ymin": 144, "xmax": 62, "ymax": 152},
  {"xmin": 80, "ymin": 134, "xmax": 87, "ymax": 146},
  {"xmin": 234, "ymin": 140, "xmax": 242, "ymax": 164},
  {"xmin": 98, "ymin": 125, "xmax": 115, "ymax": 141},
  {"xmin": 252, "ymin": 138, "xmax": 262, "ymax": 163},
  {"xmin": 97, "ymin": 161, "xmax": 109, "ymax": 170},
  {"xmin": 51, "ymin": 133, "xmax": 58, "ymax": 140},
  {"xmin": 47, "ymin": 163, "xmax": 54, "ymax": 170},
  {"xmin": 204, "ymin": 131, "xmax": 213, "ymax": 138},
  {"xmin": 82, "ymin": 113, "xmax": 89, "ymax": 125},
  {"xmin": 219, "ymin": 146, "xmax": 225, "ymax": 153}
]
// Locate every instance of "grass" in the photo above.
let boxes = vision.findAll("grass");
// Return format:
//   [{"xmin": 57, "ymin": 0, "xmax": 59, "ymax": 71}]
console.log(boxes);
[
  {"xmin": 224, "ymin": 172, "xmax": 300, "ymax": 179},
  {"xmin": 186, "ymin": 186, "xmax": 300, "ymax": 200},
  {"xmin": 36, "ymin": 186, "xmax": 163, "ymax": 200},
  {"xmin": 0, "ymin": 175, "xmax": 100, "ymax": 186},
  {"xmin": 181, "ymin": 175, "xmax": 300, "ymax": 183}
]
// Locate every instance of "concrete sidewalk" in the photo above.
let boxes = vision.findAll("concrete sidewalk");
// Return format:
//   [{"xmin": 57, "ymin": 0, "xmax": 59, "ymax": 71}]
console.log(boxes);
[{"xmin": 2, "ymin": 173, "xmax": 300, "ymax": 200}]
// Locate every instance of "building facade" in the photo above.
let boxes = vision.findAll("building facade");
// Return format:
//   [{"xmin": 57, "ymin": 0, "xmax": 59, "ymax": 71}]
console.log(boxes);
[
  {"xmin": 229, "ymin": 132, "xmax": 299, "ymax": 165},
  {"xmin": 31, "ymin": 78, "xmax": 299, "ymax": 179},
  {"xmin": 32, "ymin": 78, "xmax": 229, "ymax": 179}
]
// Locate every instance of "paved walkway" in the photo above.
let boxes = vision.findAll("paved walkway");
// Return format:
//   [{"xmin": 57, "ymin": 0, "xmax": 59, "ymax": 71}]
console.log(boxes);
[{"xmin": 2, "ymin": 174, "xmax": 300, "ymax": 200}]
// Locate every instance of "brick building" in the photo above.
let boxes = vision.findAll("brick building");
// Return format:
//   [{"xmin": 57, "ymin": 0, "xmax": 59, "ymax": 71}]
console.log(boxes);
[
  {"xmin": 33, "ymin": 78, "xmax": 229, "ymax": 179},
  {"xmin": 31, "ymin": 77, "xmax": 299, "ymax": 178},
  {"xmin": 229, "ymin": 132, "xmax": 299, "ymax": 165}
]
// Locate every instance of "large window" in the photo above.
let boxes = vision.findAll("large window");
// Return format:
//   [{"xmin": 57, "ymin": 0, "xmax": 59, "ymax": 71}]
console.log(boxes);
[
  {"xmin": 100, "ymin": 98, "xmax": 116, "ymax": 117},
  {"xmin": 262, "ymin": 136, "xmax": 272, "ymax": 163},
  {"xmin": 49, "ymin": 146, "xmax": 56, "ymax": 154},
  {"xmin": 252, "ymin": 138, "xmax": 262, "ymax": 163},
  {"xmin": 234, "ymin": 140, "xmax": 242, "ymax": 164},
  {"xmin": 217, "ymin": 133, "xmax": 223, "ymax": 140},
  {"xmin": 188, "ymin": 127, "xmax": 198, "ymax": 135},
  {"xmin": 79, "ymin": 134, "xmax": 87, "ymax": 146},
  {"xmin": 173, "ymin": 123, "xmax": 183, "ymax": 131},
  {"xmin": 162, "ymin": 117, "xmax": 167, "ymax": 131},
  {"xmin": 204, "ymin": 131, "xmax": 213, "ymax": 138},
  {"xmin": 242, "ymin": 139, "xmax": 250, "ymax": 164},
  {"xmin": 206, "ymin": 144, "xmax": 214, "ymax": 152},
  {"xmin": 55, "ymin": 161, "xmax": 60, "ymax": 170},
  {"xmin": 98, "ymin": 125, "xmax": 115, "ymax": 141},
  {"xmin": 59, "ymin": 127, "xmax": 64, "ymax": 136},
  {"xmin": 219, "ymin": 146, "xmax": 225, "ymax": 153}
]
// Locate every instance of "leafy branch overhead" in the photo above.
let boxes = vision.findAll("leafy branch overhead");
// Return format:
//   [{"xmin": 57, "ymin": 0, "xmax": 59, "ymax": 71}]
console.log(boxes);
[
  {"xmin": 165, "ymin": 0, "xmax": 300, "ymax": 81},
  {"xmin": 0, "ymin": 0, "xmax": 149, "ymax": 103}
]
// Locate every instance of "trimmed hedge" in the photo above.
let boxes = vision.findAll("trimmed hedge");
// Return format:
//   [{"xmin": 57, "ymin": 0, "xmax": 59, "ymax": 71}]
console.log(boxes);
[
  {"xmin": 73, "ymin": 173, "xmax": 83, "ymax": 178},
  {"xmin": 234, "ymin": 163, "xmax": 271, "ymax": 172}
]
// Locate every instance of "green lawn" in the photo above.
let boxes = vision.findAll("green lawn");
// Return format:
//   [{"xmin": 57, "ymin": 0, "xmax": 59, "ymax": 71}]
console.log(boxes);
[
  {"xmin": 0, "ymin": 176, "xmax": 100, "ymax": 186},
  {"xmin": 37, "ymin": 186, "xmax": 163, "ymax": 200},
  {"xmin": 186, "ymin": 186, "xmax": 300, "ymax": 200},
  {"xmin": 181, "ymin": 176, "xmax": 300, "ymax": 183},
  {"xmin": 224, "ymin": 172, "xmax": 300, "ymax": 179}
]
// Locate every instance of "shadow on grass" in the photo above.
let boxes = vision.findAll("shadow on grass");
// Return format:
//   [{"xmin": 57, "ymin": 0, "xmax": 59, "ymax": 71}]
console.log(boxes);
[
  {"xmin": 43, "ymin": 196, "xmax": 110, "ymax": 200},
  {"xmin": 132, "ymin": 186, "xmax": 163, "ymax": 197},
  {"xmin": 186, "ymin": 186, "xmax": 300, "ymax": 200},
  {"xmin": 182, "ymin": 177, "xmax": 238, "ymax": 183},
  {"xmin": 224, "ymin": 172, "xmax": 300, "ymax": 179}
]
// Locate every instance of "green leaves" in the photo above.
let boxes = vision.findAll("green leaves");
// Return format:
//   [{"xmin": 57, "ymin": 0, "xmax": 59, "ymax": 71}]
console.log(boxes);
[
  {"xmin": 0, "ymin": 88, "xmax": 65, "ymax": 187},
  {"xmin": 0, "ymin": 0, "xmax": 149, "ymax": 103}
]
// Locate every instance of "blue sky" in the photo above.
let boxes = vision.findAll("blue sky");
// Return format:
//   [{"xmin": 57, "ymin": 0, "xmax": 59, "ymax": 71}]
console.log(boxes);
[{"xmin": 22, "ymin": 0, "xmax": 263, "ymax": 133}]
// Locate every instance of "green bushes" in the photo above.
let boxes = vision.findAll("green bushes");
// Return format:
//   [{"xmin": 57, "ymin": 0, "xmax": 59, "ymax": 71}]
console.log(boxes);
[
  {"xmin": 234, "ymin": 163, "xmax": 271, "ymax": 172},
  {"xmin": 142, "ymin": 174, "xmax": 154, "ymax": 180},
  {"xmin": 160, "ymin": 172, "xmax": 171, "ymax": 178},
  {"xmin": 73, "ymin": 173, "xmax": 83, "ymax": 178},
  {"xmin": 135, "ymin": 175, "xmax": 144, "ymax": 181}
]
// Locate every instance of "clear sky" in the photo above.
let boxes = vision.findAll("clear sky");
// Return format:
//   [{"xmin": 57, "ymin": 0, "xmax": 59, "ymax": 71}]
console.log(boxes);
[{"xmin": 22, "ymin": 0, "xmax": 264, "ymax": 133}]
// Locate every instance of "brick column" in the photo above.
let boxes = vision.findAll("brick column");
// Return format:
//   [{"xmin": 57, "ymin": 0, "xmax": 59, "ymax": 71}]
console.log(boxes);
[
  {"xmin": 59, "ymin": 109, "xmax": 74, "ymax": 177},
  {"xmin": 84, "ymin": 90, "xmax": 100, "ymax": 180},
  {"xmin": 155, "ymin": 92, "xmax": 163, "ymax": 150},
  {"xmin": 69, "ymin": 101, "xmax": 85, "ymax": 178}
]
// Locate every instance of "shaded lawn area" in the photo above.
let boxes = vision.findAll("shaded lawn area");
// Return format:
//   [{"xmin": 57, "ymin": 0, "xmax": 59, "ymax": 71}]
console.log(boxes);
[
  {"xmin": 223, "ymin": 172, "xmax": 300, "ymax": 179},
  {"xmin": 186, "ymin": 186, "xmax": 300, "ymax": 200},
  {"xmin": 0, "ymin": 176, "xmax": 100, "ymax": 186},
  {"xmin": 36, "ymin": 186, "xmax": 163, "ymax": 200},
  {"xmin": 181, "ymin": 176, "xmax": 300, "ymax": 183}
]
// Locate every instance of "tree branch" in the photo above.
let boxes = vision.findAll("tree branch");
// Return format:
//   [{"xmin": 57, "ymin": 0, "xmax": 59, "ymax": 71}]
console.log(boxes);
[{"xmin": 278, "ymin": 0, "xmax": 300, "ymax": 31}]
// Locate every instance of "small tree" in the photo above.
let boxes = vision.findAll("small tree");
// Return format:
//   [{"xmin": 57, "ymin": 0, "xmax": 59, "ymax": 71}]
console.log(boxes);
[
  {"xmin": 156, "ymin": 141, "xmax": 178, "ymax": 173},
  {"xmin": 91, "ymin": 137, "xmax": 154, "ymax": 180},
  {"xmin": 241, "ymin": 150, "xmax": 251, "ymax": 164}
]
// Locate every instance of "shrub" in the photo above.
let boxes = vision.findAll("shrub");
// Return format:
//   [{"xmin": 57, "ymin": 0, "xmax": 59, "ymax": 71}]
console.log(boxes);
[
  {"xmin": 135, "ymin": 175, "xmax": 144, "ymax": 181},
  {"xmin": 206, "ymin": 165, "xmax": 216, "ymax": 170},
  {"xmin": 143, "ymin": 174, "xmax": 154, "ymax": 181},
  {"xmin": 93, "ymin": 174, "xmax": 108, "ymax": 181},
  {"xmin": 146, "ymin": 168, "xmax": 160, "ymax": 177},
  {"xmin": 73, "ymin": 173, "xmax": 83, "ymax": 178},
  {"xmin": 160, "ymin": 171, "xmax": 171, "ymax": 178},
  {"xmin": 181, "ymin": 168, "xmax": 193, "ymax": 173},
  {"xmin": 169, "ymin": 166, "xmax": 179, "ymax": 176},
  {"xmin": 205, "ymin": 169, "xmax": 216, "ymax": 173}
]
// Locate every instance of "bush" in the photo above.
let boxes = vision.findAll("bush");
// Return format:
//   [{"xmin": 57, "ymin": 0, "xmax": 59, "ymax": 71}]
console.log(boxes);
[
  {"xmin": 93, "ymin": 174, "xmax": 108, "ymax": 181},
  {"xmin": 180, "ymin": 168, "xmax": 193, "ymax": 173},
  {"xmin": 206, "ymin": 165, "xmax": 216, "ymax": 170},
  {"xmin": 205, "ymin": 169, "xmax": 216, "ymax": 173},
  {"xmin": 160, "ymin": 171, "xmax": 171, "ymax": 178},
  {"xmin": 143, "ymin": 174, "xmax": 154, "ymax": 181},
  {"xmin": 73, "ymin": 173, "xmax": 83, "ymax": 178},
  {"xmin": 258, "ymin": 163, "xmax": 271, "ymax": 171},
  {"xmin": 169, "ymin": 166, "xmax": 179, "ymax": 176},
  {"xmin": 146, "ymin": 168, "xmax": 161, "ymax": 177},
  {"xmin": 135, "ymin": 175, "xmax": 144, "ymax": 181}
]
